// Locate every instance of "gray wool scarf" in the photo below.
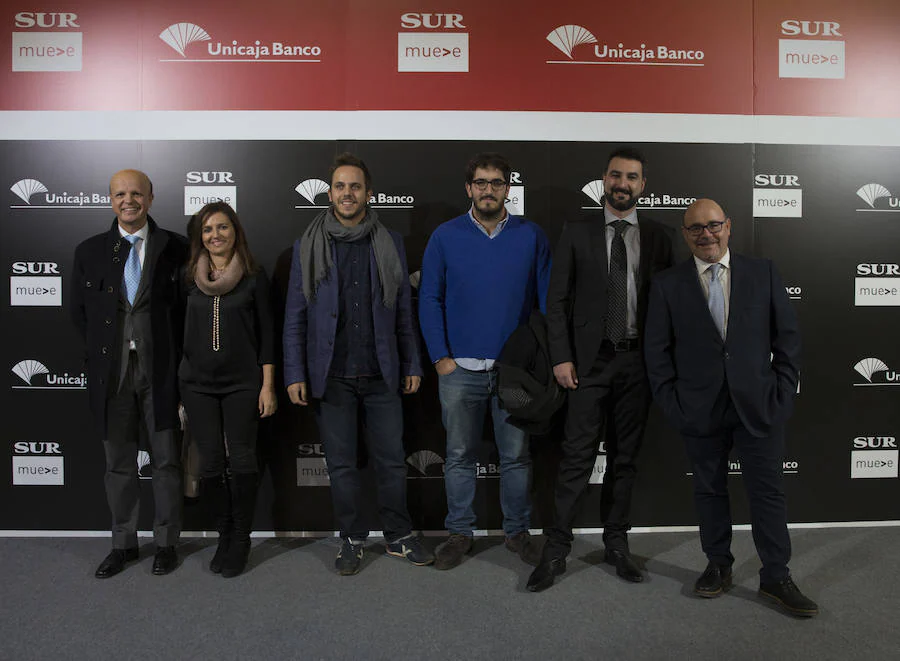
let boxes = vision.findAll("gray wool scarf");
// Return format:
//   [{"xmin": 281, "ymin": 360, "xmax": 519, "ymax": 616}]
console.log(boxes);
[{"xmin": 299, "ymin": 207, "xmax": 403, "ymax": 308}]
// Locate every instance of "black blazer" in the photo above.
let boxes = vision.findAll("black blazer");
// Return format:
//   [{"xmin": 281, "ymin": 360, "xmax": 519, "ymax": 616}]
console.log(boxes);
[
  {"xmin": 70, "ymin": 217, "xmax": 189, "ymax": 438},
  {"xmin": 546, "ymin": 215, "xmax": 673, "ymax": 374},
  {"xmin": 643, "ymin": 253, "xmax": 800, "ymax": 438}
]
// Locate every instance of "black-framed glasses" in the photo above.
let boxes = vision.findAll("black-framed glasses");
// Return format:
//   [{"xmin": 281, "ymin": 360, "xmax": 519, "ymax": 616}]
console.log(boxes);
[
  {"xmin": 683, "ymin": 220, "xmax": 726, "ymax": 236},
  {"xmin": 471, "ymin": 178, "xmax": 508, "ymax": 191}
]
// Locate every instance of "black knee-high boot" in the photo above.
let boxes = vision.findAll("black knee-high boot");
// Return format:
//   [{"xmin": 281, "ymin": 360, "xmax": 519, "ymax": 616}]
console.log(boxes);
[
  {"xmin": 201, "ymin": 474, "xmax": 232, "ymax": 574},
  {"xmin": 222, "ymin": 472, "xmax": 257, "ymax": 578}
]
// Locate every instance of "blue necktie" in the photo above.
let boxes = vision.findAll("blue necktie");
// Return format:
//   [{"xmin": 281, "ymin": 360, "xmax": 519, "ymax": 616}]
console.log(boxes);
[
  {"xmin": 122, "ymin": 234, "xmax": 142, "ymax": 305},
  {"xmin": 707, "ymin": 263, "xmax": 726, "ymax": 339}
]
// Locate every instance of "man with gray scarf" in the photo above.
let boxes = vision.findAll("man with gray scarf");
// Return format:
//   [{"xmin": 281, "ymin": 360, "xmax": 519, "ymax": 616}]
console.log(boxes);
[{"xmin": 284, "ymin": 153, "xmax": 432, "ymax": 575}]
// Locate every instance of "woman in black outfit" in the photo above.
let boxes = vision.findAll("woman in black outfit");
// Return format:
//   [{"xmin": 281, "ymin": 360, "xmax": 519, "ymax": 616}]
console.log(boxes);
[{"xmin": 180, "ymin": 201, "xmax": 276, "ymax": 577}]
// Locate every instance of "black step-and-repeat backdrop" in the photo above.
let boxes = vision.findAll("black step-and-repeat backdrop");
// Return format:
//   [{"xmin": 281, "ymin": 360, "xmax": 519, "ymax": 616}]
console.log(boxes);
[{"xmin": 2, "ymin": 140, "xmax": 898, "ymax": 532}]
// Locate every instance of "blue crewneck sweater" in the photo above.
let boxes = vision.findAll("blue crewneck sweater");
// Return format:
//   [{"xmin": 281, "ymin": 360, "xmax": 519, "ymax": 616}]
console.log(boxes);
[{"xmin": 418, "ymin": 213, "xmax": 551, "ymax": 363}]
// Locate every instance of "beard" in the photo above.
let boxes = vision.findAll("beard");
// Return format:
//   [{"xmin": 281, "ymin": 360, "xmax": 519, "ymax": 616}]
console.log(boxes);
[
  {"xmin": 604, "ymin": 187, "xmax": 638, "ymax": 212},
  {"xmin": 473, "ymin": 195, "xmax": 506, "ymax": 221}
]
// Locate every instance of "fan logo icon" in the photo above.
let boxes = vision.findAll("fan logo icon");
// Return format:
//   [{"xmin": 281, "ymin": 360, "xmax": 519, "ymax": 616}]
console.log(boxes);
[
  {"xmin": 856, "ymin": 183, "xmax": 899, "ymax": 212},
  {"xmin": 158, "ymin": 22, "xmax": 321, "ymax": 62},
  {"xmin": 406, "ymin": 450, "xmax": 444, "ymax": 478},
  {"xmin": 580, "ymin": 180, "xmax": 695, "ymax": 211},
  {"xmin": 546, "ymin": 24, "xmax": 705, "ymax": 67},
  {"xmin": 11, "ymin": 360, "xmax": 87, "ymax": 390},
  {"xmin": 10, "ymin": 179, "xmax": 48, "ymax": 205},
  {"xmin": 853, "ymin": 358, "xmax": 900, "ymax": 386}
]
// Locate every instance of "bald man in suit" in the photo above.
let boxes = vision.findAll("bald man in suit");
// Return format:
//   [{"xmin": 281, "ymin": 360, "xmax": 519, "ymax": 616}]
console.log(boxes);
[{"xmin": 643, "ymin": 198, "xmax": 818, "ymax": 617}]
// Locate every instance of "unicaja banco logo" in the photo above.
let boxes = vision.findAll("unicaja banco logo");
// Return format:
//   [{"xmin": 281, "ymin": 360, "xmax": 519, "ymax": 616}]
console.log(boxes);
[
  {"xmin": 295, "ymin": 179, "xmax": 330, "ymax": 206},
  {"xmin": 580, "ymin": 179, "xmax": 694, "ymax": 211},
  {"xmin": 159, "ymin": 21, "xmax": 321, "ymax": 62},
  {"xmin": 11, "ymin": 359, "xmax": 87, "ymax": 389},
  {"xmin": 159, "ymin": 22, "xmax": 211, "ymax": 57},
  {"xmin": 853, "ymin": 358, "xmax": 900, "ymax": 386},
  {"xmin": 546, "ymin": 25, "xmax": 597, "ymax": 59},
  {"xmin": 10, "ymin": 179, "xmax": 48, "ymax": 205},
  {"xmin": 856, "ymin": 183, "xmax": 898, "ymax": 211}
]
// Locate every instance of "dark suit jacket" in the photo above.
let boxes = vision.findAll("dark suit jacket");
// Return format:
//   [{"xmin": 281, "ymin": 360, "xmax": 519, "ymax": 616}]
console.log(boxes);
[
  {"xmin": 546, "ymin": 215, "xmax": 673, "ymax": 374},
  {"xmin": 70, "ymin": 217, "xmax": 188, "ymax": 439},
  {"xmin": 643, "ymin": 253, "xmax": 800, "ymax": 438},
  {"xmin": 282, "ymin": 230, "xmax": 422, "ymax": 399}
]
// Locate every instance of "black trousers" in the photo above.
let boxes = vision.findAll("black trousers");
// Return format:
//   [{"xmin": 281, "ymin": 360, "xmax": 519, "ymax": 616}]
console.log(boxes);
[
  {"xmin": 684, "ymin": 389, "xmax": 791, "ymax": 583},
  {"xmin": 313, "ymin": 376, "xmax": 411, "ymax": 542},
  {"xmin": 104, "ymin": 351, "xmax": 182, "ymax": 549},
  {"xmin": 180, "ymin": 386, "xmax": 260, "ymax": 477},
  {"xmin": 545, "ymin": 347, "xmax": 650, "ymax": 556}
]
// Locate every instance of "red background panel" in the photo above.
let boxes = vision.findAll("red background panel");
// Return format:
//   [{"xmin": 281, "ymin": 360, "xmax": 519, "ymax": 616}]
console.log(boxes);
[
  {"xmin": 1, "ymin": 7, "xmax": 142, "ymax": 110},
  {"xmin": 138, "ymin": 0, "xmax": 348, "ymax": 110},
  {"xmin": 754, "ymin": 0, "xmax": 900, "ymax": 117}
]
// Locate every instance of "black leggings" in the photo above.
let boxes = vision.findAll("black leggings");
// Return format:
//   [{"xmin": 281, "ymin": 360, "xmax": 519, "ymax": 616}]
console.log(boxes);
[{"xmin": 181, "ymin": 386, "xmax": 260, "ymax": 477}]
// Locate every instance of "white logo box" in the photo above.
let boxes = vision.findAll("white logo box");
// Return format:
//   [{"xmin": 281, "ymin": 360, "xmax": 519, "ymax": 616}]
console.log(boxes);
[
  {"xmin": 855, "ymin": 278, "xmax": 900, "ymax": 306},
  {"xmin": 184, "ymin": 186, "xmax": 237, "ymax": 216},
  {"xmin": 296, "ymin": 457, "xmax": 329, "ymax": 486},
  {"xmin": 779, "ymin": 39, "xmax": 845, "ymax": 79},
  {"xmin": 398, "ymin": 33, "xmax": 469, "ymax": 72},
  {"xmin": 12, "ymin": 456, "xmax": 64, "ymax": 485},
  {"xmin": 12, "ymin": 32, "xmax": 82, "ymax": 72},
  {"xmin": 753, "ymin": 188, "xmax": 803, "ymax": 218},
  {"xmin": 588, "ymin": 454, "xmax": 606, "ymax": 484},
  {"xmin": 850, "ymin": 450, "xmax": 899, "ymax": 479},
  {"xmin": 10, "ymin": 276, "xmax": 62, "ymax": 306}
]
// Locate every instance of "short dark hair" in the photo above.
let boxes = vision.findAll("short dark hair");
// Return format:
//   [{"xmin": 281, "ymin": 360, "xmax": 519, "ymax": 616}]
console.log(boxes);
[
  {"xmin": 606, "ymin": 147, "xmax": 648, "ymax": 179},
  {"xmin": 186, "ymin": 201, "xmax": 258, "ymax": 282},
  {"xmin": 465, "ymin": 152, "xmax": 512, "ymax": 184},
  {"xmin": 329, "ymin": 152, "xmax": 372, "ymax": 191}
]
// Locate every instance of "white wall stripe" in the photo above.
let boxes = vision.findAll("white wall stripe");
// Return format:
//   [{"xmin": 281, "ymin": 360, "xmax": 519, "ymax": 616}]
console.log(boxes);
[{"xmin": 2, "ymin": 111, "xmax": 900, "ymax": 145}]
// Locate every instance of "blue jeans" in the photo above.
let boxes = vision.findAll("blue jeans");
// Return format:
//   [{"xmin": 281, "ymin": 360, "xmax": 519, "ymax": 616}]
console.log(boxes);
[
  {"xmin": 314, "ymin": 376, "xmax": 411, "ymax": 543},
  {"xmin": 438, "ymin": 366, "xmax": 531, "ymax": 536}
]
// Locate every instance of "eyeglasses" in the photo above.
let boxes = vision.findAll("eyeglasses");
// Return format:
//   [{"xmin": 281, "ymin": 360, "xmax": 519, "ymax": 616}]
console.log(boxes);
[
  {"xmin": 683, "ymin": 220, "xmax": 726, "ymax": 236},
  {"xmin": 470, "ymin": 178, "xmax": 508, "ymax": 191}
]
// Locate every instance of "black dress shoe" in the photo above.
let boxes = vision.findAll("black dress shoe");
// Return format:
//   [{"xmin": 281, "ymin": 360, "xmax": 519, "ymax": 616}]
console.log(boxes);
[
  {"xmin": 526, "ymin": 556, "xmax": 566, "ymax": 592},
  {"xmin": 694, "ymin": 561, "xmax": 733, "ymax": 598},
  {"xmin": 759, "ymin": 577, "xmax": 819, "ymax": 617},
  {"xmin": 95, "ymin": 548, "xmax": 139, "ymax": 579},
  {"xmin": 152, "ymin": 546, "xmax": 178, "ymax": 576},
  {"xmin": 604, "ymin": 548, "xmax": 644, "ymax": 583}
]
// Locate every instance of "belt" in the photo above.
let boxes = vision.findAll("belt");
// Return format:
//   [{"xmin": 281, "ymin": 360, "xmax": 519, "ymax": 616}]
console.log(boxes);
[{"xmin": 605, "ymin": 338, "xmax": 640, "ymax": 352}]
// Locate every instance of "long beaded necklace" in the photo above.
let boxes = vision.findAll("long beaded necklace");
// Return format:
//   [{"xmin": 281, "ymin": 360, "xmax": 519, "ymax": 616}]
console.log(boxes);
[
  {"xmin": 211, "ymin": 263, "xmax": 226, "ymax": 352},
  {"xmin": 212, "ymin": 295, "xmax": 221, "ymax": 351}
]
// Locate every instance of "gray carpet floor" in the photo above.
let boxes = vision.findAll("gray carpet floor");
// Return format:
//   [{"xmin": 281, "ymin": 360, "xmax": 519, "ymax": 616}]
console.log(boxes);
[{"xmin": 1, "ymin": 527, "xmax": 897, "ymax": 660}]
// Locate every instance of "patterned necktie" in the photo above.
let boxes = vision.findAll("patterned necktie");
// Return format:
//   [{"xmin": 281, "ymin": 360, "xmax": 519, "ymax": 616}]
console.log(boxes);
[
  {"xmin": 707, "ymin": 262, "xmax": 726, "ymax": 339},
  {"xmin": 122, "ymin": 234, "xmax": 142, "ymax": 305},
  {"xmin": 606, "ymin": 219, "xmax": 629, "ymax": 343}
]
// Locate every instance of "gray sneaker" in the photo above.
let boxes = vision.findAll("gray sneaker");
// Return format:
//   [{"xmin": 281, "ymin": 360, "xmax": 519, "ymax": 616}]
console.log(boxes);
[
  {"xmin": 386, "ymin": 534, "xmax": 435, "ymax": 566},
  {"xmin": 335, "ymin": 538, "xmax": 364, "ymax": 576},
  {"xmin": 434, "ymin": 533, "xmax": 473, "ymax": 570}
]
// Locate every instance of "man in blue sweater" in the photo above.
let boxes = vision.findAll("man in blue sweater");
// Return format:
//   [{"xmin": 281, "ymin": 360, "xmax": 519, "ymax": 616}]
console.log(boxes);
[{"xmin": 419, "ymin": 153, "xmax": 552, "ymax": 570}]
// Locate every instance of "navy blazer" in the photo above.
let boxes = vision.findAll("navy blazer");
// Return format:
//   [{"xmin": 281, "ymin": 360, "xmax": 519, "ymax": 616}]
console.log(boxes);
[
  {"xmin": 643, "ymin": 252, "xmax": 800, "ymax": 438},
  {"xmin": 282, "ymin": 229, "xmax": 422, "ymax": 399}
]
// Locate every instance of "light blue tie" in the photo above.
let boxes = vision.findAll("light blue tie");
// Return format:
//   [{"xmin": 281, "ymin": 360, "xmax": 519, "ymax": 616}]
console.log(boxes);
[
  {"xmin": 707, "ymin": 263, "xmax": 726, "ymax": 339},
  {"xmin": 122, "ymin": 235, "xmax": 142, "ymax": 305}
]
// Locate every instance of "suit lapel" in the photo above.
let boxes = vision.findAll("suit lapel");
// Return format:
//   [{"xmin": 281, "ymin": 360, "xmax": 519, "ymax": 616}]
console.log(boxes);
[
  {"xmin": 727, "ymin": 253, "xmax": 749, "ymax": 330},
  {"xmin": 678, "ymin": 258, "xmax": 724, "ymax": 345},
  {"xmin": 133, "ymin": 219, "xmax": 167, "ymax": 307},
  {"xmin": 589, "ymin": 219, "xmax": 608, "ymax": 279}
]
